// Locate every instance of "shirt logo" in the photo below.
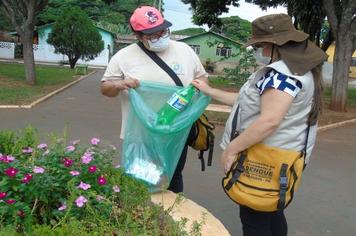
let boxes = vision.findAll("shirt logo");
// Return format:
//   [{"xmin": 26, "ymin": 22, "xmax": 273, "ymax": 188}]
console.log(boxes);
[
  {"xmin": 171, "ymin": 62, "xmax": 183, "ymax": 75},
  {"xmin": 145, "ymin": 11, "xmax": 158, "ymax": 25}
]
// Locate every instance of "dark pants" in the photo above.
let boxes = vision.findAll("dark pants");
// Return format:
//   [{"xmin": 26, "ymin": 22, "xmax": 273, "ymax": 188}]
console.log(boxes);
[
  {"xmin": 168, "ymin": 144, "xmax": 188, "ymax": 193},
  {"xmin": 239, "ymin": 205, "xmax": 287, "ymax": 236}
]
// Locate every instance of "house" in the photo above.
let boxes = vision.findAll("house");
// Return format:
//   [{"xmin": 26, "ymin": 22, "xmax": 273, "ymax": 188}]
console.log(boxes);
[
  {"xmin": 326, "ymin": 42, "xmax": 356, "ymax": 78},
  {"xmin": 178, "ymin": 31, "xmax": 242, "ymax": 73},
  {"xmin": 33, "ymin": 23, "xmax": 115, "ymax": 66}
]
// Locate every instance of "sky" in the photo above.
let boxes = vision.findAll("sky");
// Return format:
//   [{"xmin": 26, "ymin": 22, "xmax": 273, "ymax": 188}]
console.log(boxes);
[{"xmin": 164, "ymin": 0, "xmax": 287, "ymax": 31}]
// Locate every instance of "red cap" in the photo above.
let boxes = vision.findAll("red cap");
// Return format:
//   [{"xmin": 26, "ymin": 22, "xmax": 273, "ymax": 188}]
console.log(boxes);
[{"xmin": 130, "ymin": 6, "xmax": 172, "ymax": 34}]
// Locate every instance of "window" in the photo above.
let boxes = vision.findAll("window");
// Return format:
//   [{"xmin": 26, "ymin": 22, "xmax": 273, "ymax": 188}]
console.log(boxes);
[
  {"xmin": 216, "ymin": 47, "xmax": 232, "ymax": 57},
  {"xmin": 189, "ymin": 45, "xmax": 200, "ymax": 55},
  {"xmin": 351, "ymin": 57, "xmax": 356, "ymax": 67}
]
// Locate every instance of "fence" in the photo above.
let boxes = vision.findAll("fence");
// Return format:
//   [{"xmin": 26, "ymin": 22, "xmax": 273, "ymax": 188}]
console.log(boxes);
[{"xmin": 0, "ymin": 41, "xmax": 15, "ymax": 59}]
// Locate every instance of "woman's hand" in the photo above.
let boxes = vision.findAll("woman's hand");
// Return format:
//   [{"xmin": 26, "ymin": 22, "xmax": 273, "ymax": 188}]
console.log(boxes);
[
  {"xmin": 191, "ymin": 79, "xmax": 212, "ymax": 95},
  {"xmin": 220, "ymin": 147, "xmax": 238, "ymax": 174}
]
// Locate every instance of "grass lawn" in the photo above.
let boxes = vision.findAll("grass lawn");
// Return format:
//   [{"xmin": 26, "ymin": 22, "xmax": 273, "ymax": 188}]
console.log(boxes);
[{"xmin": 0, "ymin": 62, "xmax": 85, "ymax": 105}]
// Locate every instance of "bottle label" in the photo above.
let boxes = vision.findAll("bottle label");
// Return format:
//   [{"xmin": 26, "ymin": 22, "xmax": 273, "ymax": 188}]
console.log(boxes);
[{"xmin": 167, "ymin": 93, "xmax": 188, "ymax": 111}]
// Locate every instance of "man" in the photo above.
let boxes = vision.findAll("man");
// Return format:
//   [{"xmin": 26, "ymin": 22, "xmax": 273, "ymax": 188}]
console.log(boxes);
[{"xmin": 100, "ymin": 6, "xmax": 208, "ymax": 193}]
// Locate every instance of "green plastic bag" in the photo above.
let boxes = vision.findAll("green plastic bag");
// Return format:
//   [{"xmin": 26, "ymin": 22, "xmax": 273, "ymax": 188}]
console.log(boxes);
[{"xmin": 122, "ymin": 81, "xmax": 211, "ymax": 192}]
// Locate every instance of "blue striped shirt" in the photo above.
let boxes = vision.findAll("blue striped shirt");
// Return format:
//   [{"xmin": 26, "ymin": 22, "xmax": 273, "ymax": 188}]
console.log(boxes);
[{"xmin": 256, "ymin": 69, "xmax": 302, "ymax": 97}]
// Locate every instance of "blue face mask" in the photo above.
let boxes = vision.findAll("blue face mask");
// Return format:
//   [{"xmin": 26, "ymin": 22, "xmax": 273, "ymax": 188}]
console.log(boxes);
[{"xmin": 147, "ymin": 36, "xmax": 170, "ymax": 52}]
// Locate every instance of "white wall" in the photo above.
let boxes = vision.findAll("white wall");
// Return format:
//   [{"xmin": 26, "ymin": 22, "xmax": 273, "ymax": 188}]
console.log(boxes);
[{"xmin": 0, "ymin": 41, "xmax": 15, "ymax": 59}]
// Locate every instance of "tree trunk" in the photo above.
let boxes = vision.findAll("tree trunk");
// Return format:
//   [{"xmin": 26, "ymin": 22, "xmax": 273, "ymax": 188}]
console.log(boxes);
[
  {"xmin": 69, "ymin": 58, "xmax": 78, "ymax": 69},
  {"xmin": 22, "ymin": 30, "xmax": 36, "ymax": 85},
  {"xmin": 329, "ymin": 34, "xmax": 353, "ymax": 112}
]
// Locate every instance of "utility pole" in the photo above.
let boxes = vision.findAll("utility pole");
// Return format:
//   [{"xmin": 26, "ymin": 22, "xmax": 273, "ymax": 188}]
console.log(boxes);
[
  {"xmin": 158, "ymin": 0, "xmax": 162, "ymax": 11},
  {"xmin": 153, "ymin": 0, "xmax": 162, "ymax": 11}
]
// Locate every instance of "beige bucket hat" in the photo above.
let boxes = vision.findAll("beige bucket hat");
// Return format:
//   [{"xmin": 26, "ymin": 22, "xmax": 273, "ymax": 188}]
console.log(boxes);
[{"xmin": 245, "ymin": 14, "xmax": 309, "ymax": 47}]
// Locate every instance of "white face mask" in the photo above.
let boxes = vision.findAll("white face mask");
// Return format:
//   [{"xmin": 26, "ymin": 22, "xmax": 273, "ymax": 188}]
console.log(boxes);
[
  {"xmin": 147, "ymin": 36, "xmax": 170, "ymax": 52},
  {"xmin": 253, "ymin": 47, "xmax": 271, "ymax": 65}
]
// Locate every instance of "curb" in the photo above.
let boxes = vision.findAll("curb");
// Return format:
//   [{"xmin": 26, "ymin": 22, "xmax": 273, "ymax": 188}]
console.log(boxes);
[
  {"xmin": 0, "ymin": 70, "xmax": 96, "ymax": 109},
  {"xmin": 317, "ymin": 118, "xmax": 356, "ymax": 132}
]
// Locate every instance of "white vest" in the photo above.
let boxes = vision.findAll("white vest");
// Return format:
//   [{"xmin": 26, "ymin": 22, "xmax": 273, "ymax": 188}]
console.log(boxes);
[{"xmin": 220, "ymin": 61, "xmax": 317, "ymax": 163}]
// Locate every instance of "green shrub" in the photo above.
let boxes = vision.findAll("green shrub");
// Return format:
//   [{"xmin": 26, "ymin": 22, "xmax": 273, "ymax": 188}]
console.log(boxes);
[{"xmin": 0, "ymin": 127, "xmax": 193, "ymax": 235}]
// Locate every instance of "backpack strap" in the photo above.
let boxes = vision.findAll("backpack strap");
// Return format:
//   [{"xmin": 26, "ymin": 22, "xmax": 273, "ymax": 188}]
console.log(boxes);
[
  {"xmin": 136, "ymin": 42, "xmax": 183, "ymax": 86},
  {"xmin": 230, "ymin": 105, "xmax": 240, "ymax": 141}
]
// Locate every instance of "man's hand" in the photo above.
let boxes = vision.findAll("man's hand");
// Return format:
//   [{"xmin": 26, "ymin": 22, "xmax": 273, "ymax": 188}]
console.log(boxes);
[
  {"xmin": 101, "ymin": 77, "xmax": 140, "ymax": 97},
  {"xmin": 115, "ymin": 78, "xmax": 140, "ymax": 90}
]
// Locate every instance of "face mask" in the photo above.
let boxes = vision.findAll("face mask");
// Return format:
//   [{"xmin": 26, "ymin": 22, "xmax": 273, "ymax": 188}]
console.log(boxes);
[
  {"xmin": 253, "ymin": 47, "xmax": 271, "ymax": 65},
  {"xmin": 147, "ymin": 36, "xmax": 170, "ymax": 52}
]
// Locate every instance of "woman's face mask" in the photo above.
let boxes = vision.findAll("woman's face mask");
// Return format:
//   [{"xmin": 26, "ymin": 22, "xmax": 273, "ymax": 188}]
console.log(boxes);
[
  {"xmin": 253, "ymin": 47, "xmax": 272, "ymax": 65},
  {"xmin": 147, "ymin": 36, "xmax": 170, "ymax": 52}
]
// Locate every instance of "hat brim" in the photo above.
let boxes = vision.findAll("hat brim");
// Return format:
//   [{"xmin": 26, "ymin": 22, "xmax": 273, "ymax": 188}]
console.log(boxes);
[
  {"xmin": 244, "ymin": 30, "xmax": 309, "ymax": 47},
  {"xmin": 140, "ymin": 20, "xmax": 172, "ymax": 34}
]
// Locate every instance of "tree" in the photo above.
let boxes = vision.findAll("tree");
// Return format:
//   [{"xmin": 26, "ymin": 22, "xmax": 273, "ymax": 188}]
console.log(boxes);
[
  {"xmin": 210, "ymin": 16, "xmax": 251, "ymax": 42},
  {"xmin": 172, "ymin": 27, "xmax": 206, "ymax": 36},
  {"xmin": 47, "ymin": 7, "xmax": 104, "ymax": 69},
  {"xmin": 38, "ymin": 0, "xmax": 152, "ymax": 27},
  {"xmin": 223, "ymin": 47, "xmax": 257, "ymax": 86},
  {"xmin": 323, "ymin": 0, "xmax": 356, "ymax": 111},
  {"xmin": 1, "ymin": 0, "xmax": 49, "ymax": 85},
  {"xmin": 182, "ymin": 0, "xmax": 239, "ymax": 27}
]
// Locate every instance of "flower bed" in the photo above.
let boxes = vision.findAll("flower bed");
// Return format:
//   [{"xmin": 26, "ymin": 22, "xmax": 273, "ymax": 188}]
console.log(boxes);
[{"xmin": 0, "ymin": 127, "xmax": 197, "ymax": 235}]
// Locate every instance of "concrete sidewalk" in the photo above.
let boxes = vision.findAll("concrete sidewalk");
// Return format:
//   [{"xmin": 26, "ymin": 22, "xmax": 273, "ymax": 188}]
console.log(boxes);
[{"xmin": 0, "ymin": 70, "xmax": 355, "ymax": 235}]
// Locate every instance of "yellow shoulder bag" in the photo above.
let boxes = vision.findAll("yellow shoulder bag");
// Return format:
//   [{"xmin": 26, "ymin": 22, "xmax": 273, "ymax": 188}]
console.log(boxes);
[{"xmin": 222, "ymin": 106, "xmax": 310, "ymax": 212}]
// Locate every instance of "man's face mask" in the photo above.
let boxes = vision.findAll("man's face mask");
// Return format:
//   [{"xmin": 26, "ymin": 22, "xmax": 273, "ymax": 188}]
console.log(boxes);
[
  {"xmin": 147, "ymin": 35, "xmax": 170, "ymax": 52},
  {"xmin": 144, "ymin": 29, "xmax": 170, "ymax": 52},
  {"xmin": 253, "ymin": 46, "xmax": 272, "ymax": 65}
]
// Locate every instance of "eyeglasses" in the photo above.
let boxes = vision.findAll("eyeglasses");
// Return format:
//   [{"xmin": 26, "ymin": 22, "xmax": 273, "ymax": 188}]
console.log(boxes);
[{"xmin": 142, "ymin": 29, "xmax": 170, "ymax": 43}]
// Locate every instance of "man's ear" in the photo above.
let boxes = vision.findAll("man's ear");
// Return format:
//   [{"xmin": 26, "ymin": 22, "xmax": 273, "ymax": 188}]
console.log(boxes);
[{"xmin": 133, "ymin": 32, "xmax": 143, "ymax": 41}]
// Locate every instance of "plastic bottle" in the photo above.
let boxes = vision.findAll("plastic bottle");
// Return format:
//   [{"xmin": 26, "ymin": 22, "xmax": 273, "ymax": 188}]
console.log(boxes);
[{"xmin": 157, "ymin": 84, "xmax": 196, "ymax": 125}]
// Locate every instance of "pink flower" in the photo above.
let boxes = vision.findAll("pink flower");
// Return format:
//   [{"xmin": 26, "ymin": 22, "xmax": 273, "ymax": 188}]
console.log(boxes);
[
  {"xmin": 90, "ymin": 138, "xmax": 100, "ymax": 145},
  {"xmin": 58, "ymin": 203, "xmax": 67, "ymax": 211},
  {"xmin": 4, "ymin": 167, "xmax": 18, "ymax": 177},
  {"xmin": 0, "ymin": 192, "xmax": 7, "ymax": 199},
  {"xmin": 77, "ymin": 181, "xmax": 91, "ymax": 190},
  {"xmin": 0, "ymin": 155, "xmax": 15, "ymax": 163},
  {"xmin": 22, "ymin": 147, "xmax": 33, "ymax": 154},
  {"xmin": 113, "ymin": 185, "xmax": 120, "ymax": 193},
  {"xmin": 17, "ymin": 210, "xmax": 25, "ymax": 218},
  {"xmin": 37, "ymin": 143, "xmax": 48, "ymax": 149},
  {"xmin": 33, "ymin": 166, "xmax": 45, "ymax": 174},
  {"xmin": 63, "ymin": 158, "xmax": 74, "ymax": 167},
  {"xmin": 75, "ymin": 196, "xmax": 87, "ymax": 207},
  {"xmin": 96, "ymin": 195, "xmax": 105, "ymax": 201},
  {"xmin": 88, "ymin": 165, "xmax": 97, "ymax": 173},
  {"xmin": 71, "ymin": 139, "xmax": 81, "ymax": 145},
  {"xmin": 6, "ymin": 199, "xmax": 16, "ymax": 204},
  {"xmin": 21, "ymin": 173, "xmax": 33, "ymax": 184},
  {"xmin": 65, "ymin": 145, "xmax": 75, "ymax": 152},
  {"xmin": 97, "ymin": 176, "xmax": 107, "ymax": 185},
  {"xmin": 81, "ymin": 152, "xmax": 93, "ymax": 164},
  {"xmin": 70, "ymin": 170, "xmax": 80, "ymax": 176},
  {"xmin": 6, "ymin": 155, "xmax": 15, "ymax": 162}
]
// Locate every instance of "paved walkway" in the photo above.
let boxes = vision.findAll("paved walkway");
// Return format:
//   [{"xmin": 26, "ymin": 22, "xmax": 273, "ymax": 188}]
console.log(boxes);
[{"xmin": 0, "ymin": 70, "xmax": 355, "ymax": 235}]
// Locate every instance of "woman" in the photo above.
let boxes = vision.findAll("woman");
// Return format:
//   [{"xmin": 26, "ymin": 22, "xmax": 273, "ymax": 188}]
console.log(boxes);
[{"xmin": 192, "ymin": 14, "xmax": 327, "ymax": 236}]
